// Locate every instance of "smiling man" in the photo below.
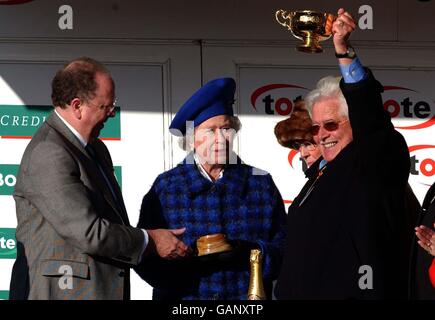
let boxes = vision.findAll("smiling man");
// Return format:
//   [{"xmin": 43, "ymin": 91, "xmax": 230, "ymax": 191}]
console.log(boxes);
[
  {"xmin": 275, "ymin": 9, "xmax": 414, "ymax": 299},
  {"xmin": 309, "ymin": 93, "xmax": 352, "ymax": 162}
]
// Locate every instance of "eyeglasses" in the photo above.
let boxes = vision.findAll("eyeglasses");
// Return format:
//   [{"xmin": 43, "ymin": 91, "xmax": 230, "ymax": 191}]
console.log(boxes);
[
  {"xmin": 107, "ymin": 100, "xmax": 117, "ymax": 114},
  {"xmin": 104, "ymin": 99, "xmax": 117, "ymax": 114},
  {"xmin": 311, "ymin": 119, "xmax": 349, "ymax": 136},
  {"xmin": 196, "ymin": 127, "xmax": 235, "ymax": 138},
  {"xmin": 289, "ymin": 140, "xmax": 317, "ymax": 151},
  {"xmin": 85, "ymin": 99, "xmax": 117, "ymax": 114}
]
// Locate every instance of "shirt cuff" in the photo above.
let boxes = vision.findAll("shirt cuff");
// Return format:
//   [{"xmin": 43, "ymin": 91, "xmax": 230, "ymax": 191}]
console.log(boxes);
[
  {"xmin": 139, "ymin": 229, "xmax": 149, "ymax": 261},
  {"xmin": 339, "ymin": 57, "xmax": 367, "ymax": 83}
]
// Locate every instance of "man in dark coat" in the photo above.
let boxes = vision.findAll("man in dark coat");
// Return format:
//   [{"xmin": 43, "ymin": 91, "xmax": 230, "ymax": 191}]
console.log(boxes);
[
  {"xmin": 135, "ymin": 77, "xmax": 287, "ymax": 300},
  {"xmin": 274, "ymin": 9, "xmax": 413, "ymax": 299}
]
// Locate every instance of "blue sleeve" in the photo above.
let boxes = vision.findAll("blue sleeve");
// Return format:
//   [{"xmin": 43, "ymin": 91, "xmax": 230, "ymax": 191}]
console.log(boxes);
[{"xmin": 339, "ymin": 57, "xmax": 367, "ymax": 83}]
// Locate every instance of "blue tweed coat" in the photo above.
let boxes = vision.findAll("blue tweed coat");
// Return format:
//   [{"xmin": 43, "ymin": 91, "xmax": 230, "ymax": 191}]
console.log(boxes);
[{"xmin": 135, "ymin": 153, "xmax": 287, "ymax": 300}]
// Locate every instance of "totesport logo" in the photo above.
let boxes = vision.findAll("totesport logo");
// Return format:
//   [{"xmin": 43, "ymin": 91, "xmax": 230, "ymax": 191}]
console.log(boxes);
[
  {"xmin": 287, "ymin": 149, "xmax": 303, "ymax": 170},
  {"xmin": 409, "ymin": 145, "xmax": 435, "ymax": 186},
  {"xmin": 0, "ymin": 105, "xmax": 121, "ymax": 139},
  {"xmin": 382, "ymin": 86, "xmax": 435, "ymax": 130},
  {"xmin": 250, "ymin": 83, "xmax": 435, "ymax": 130},
  {"xmin": 250, "ymin": 84, "xmax": 308, "ymax": 115},
  {"xmin": 0, "ymin": 228, "xmax": 17, "ymax": 259}
]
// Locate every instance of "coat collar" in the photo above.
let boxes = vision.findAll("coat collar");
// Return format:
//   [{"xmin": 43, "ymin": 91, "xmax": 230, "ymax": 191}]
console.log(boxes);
[
  {"xmin": 46, "ymin": 112, "xmax": 91, "ymax": 161},
  {"xmin": 305, "ymin": 157, "xmax": 324, "ymax": 179},
  {"xmin": 180, "ymin": 152, "xmax": 250, "ymax": 198}
]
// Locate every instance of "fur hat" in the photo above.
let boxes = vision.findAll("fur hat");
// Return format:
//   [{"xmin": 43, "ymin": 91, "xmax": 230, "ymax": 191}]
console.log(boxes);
[{"xmin": 274, "ymin": 97, "xmax": 314, "ymax": 149}]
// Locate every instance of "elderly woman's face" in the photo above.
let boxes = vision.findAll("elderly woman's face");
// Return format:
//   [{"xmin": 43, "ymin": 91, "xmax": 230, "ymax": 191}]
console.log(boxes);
[
  {"xmin": 193, "ymin": 115, "xmax": 236, "ymax": 165},
  {"xmin": 298, "ymin": 142, "xmax": 322, "ymax": 167}
]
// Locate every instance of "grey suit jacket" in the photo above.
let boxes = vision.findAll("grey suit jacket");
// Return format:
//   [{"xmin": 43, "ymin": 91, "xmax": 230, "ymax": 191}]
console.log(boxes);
[{"xmin": 10, "ymin": 112, "xmax": 144, "ymax": 300}]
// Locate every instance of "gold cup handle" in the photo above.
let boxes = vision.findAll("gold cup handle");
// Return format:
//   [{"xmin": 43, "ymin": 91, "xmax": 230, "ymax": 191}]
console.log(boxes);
[{"xmin": 275, "ymin": 9, "xmax": 293, "ymax": 29}]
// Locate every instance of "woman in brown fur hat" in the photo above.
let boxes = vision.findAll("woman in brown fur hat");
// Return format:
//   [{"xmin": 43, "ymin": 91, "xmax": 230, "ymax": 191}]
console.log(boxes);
[{"xmin": 274, "ymin": 97, "xmax": 321, "ymax": 168}]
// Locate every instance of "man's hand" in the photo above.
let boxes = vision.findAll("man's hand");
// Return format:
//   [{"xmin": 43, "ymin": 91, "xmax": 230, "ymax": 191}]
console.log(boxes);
[
  {"xmin": 332, "ymin": 8, "xmax": 357, "ymax": 58},
  {"xmin": 415, "ymin": 224, "xmax": 435, "ymax": 257},
  {"xmin": 146, "ymin": 228, "xmax": 192, "ymax": 260}
]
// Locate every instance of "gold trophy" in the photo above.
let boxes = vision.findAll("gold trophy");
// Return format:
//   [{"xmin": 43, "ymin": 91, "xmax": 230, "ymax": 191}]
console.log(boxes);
[
  {"xmin": 247, "ymin": 249, "xmax": 266, "ymax": 300},
  {"xmin": 196, "ymin": 233, "xmax": 232, "ymax": 256},
  {"xmin": 275, "ymin": 9, "xmax": 336, "ymax": 53}
]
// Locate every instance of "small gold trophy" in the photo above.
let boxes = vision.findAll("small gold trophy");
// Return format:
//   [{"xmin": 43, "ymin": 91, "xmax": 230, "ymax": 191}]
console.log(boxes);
[
  {"xmin": 247, "ymin": 249, "xmax": 266, "ymax": 300},
  {"xmin": 196, "ymin": 233, "xmax": 232, "ymax": 256},
  {"xmin": 275, "ymin": 9, "xmax": 336, "ymax": 53}
]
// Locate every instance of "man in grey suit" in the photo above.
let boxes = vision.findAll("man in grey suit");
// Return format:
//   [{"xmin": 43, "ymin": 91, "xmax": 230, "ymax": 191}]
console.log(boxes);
[{"xmin": 9, "ymin": 57, "xmax": 190, "ymax": 300}]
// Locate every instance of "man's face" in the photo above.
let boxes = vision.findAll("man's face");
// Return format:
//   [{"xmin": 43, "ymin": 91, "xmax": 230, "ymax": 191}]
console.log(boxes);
[
  {"xmin": 82, "ymin": 72, "xmax": 116, "ymax": 140},
  {"xmin": 311, "ymin": 96, "xmax": 353, "ymax": 162},
  {"xmin": 193, "ymin": 115, "xmax": 236, "ymax": 166}
]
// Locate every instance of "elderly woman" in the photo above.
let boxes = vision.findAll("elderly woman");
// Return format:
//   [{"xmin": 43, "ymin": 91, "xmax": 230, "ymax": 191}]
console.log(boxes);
[
  {"xmin": 274, "ymin": 97, "xmax": 322, "ymax": 168},
  {"xmin": 135, "ymin": 77, "xmax": 287, "ymax": 300}
]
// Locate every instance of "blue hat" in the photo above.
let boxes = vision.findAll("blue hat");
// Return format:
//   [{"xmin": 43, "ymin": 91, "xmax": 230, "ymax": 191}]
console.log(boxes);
[{"xmin": 169, "ymin": 77, "xmax": 236, "ymax": 136}]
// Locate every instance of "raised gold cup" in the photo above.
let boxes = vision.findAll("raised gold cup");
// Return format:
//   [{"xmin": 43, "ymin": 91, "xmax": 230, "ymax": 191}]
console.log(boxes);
[{"xmin": 275, "ymin": 9, "xmax": 336, "ymax": 53}]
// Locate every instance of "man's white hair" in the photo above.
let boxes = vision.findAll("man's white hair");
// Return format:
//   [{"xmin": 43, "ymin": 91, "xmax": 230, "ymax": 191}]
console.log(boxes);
[{"xmin": 305, "ymin": 76, "xmax": 349, "ymax": 118}]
